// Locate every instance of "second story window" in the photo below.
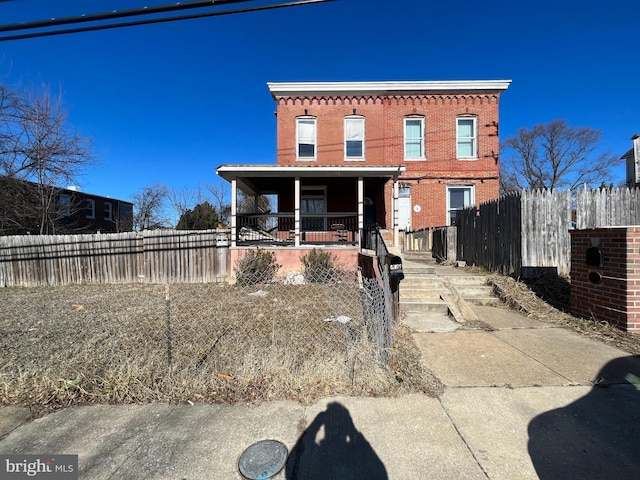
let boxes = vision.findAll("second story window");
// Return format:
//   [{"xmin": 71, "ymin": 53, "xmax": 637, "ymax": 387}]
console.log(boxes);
[
  {"xmin": 404, "ymin": 117, "xmax": 425, "ymax": 160},
  {"xmin": 104, "ymin": 202, "xmax": 113, "ymax": 221},
  {"xmin": 457, "ymin": 117, "xmax": 477, "ymax": 159},
  {"xmin": 296, "ymin": 117, "xmax": 316, "ymax": 160},
  {"xmin": 344, "ymin": 116, "xmax": 365, "ymax": 160},
  {"xmin": 59, "ymin": 194, "xmax": 71, "ymax": 217},
  {"xmin": 86, "ymin": 199, "xmax": 95, "ymax": 219}
]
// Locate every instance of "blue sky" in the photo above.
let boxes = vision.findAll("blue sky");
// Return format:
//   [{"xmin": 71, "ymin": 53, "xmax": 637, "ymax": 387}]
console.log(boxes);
[{"xmin": 0, "ymin": 0, "xmax": 638, "ymax": 206}]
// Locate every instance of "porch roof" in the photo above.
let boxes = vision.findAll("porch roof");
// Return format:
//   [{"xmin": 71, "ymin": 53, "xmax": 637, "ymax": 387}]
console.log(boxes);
[
  {"xmin": 216, "ymin": 164, "xmax": 405, "ymax": 180},
  {"xmin": 217, "ymin": 164, "xmax": 405, "ymax": 194}
]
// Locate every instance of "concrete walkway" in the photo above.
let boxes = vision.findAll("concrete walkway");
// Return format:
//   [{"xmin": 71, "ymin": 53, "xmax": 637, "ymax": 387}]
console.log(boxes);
[{"xmin": 2, "ymin": 261, "xmax": 640, "ymax": 479}]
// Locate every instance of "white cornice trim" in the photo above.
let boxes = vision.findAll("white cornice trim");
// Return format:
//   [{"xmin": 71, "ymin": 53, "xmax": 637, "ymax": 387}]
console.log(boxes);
[{"xmin": 267, "ymin": 80, "xmax": 512, "ymax": 98}]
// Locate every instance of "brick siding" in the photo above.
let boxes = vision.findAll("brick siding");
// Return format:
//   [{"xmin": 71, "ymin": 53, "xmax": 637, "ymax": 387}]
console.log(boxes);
[
  {"xmin": 570, "ymin": 227, "xmax": 640, "ymax": 332},
  {"xmin": 275, "ymin": 93, "xmax": 502, "ymax": 229}
]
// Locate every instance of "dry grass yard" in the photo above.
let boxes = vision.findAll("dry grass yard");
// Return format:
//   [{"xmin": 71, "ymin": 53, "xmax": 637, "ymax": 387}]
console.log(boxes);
[{"xmin": 0, "ymin": 282, "xmax": 440, "ymax": 416}]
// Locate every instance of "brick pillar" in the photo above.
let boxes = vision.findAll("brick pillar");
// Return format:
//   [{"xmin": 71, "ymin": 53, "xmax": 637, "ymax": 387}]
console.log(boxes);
[{"xmin": 570, "ymin": 227, "xmax": 640, "ymax": 332}]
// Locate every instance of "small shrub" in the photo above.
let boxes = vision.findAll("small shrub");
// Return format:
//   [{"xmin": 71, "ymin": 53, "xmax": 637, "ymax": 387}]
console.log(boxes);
[
  {"xmin": 235, "ymin": 248, "xmax": 281, "ymax": 286},
  {"xmin": 301, "ymin": 248, "xmax": 338, "ymax": 283}
]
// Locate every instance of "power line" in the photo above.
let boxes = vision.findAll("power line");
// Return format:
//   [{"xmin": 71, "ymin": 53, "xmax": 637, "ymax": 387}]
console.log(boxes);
[
  {"xmin": 0, "ymin": 0, "xmax": 335, "ymax": 42},
  {"xmin": 0, "ymin": 0, "xmax": 253, "ymax": 33}
]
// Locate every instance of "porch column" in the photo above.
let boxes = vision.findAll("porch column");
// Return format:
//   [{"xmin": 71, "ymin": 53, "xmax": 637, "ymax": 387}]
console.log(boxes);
[
  {"xmin": 393, "ymin": 176, "xmax": 399, "ymax": 247},
  {"xmin": 358, "ymin": 176, "xmax": 364, "ymax": 248},
  {"xmin": 231, "ymin": 177, "xmax": 237, "ymax": 248},
  {"xmin": 294, "ymin": 177, "xmax": 301, "ymax": 247}
]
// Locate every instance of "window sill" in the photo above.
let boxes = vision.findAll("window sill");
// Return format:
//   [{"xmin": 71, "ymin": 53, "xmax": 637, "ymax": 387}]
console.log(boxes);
[
  {"xmin": 344, "ymin": 158, "xmax": 365, "ymax": 162},
  {"xmin": 404, "ymin": 158, "xmax": 426, "ymax": 162},
  {"xmin": 457, "ymin": 157, "xmax": 478, "ymax": 161},
  {"xmin": 296, "ymin": 158, "xmax": 317, "ymax": 162}
]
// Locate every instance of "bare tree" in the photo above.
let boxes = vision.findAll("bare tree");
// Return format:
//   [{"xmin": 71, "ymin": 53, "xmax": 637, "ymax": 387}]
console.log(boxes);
[
  {"xmin": 500, "ymin": 120, "xmax": 621, "ymax": 192},
  {"xmin": 133, "ymin": 183, "xmax": 170, "ymax": 231},
  {"xmin": 0, "ymin": 83, "xmax": 94, "ymax": 234},
  {"xmin": 168, "ymin": 181, "xmax": 232, "ymax": 228},
  {"xmin": 0, "ymin": 176, "xmax": 40, "ymax": 234},
  {"xmin": 168, "ymin": 184, "xmax": 207, "ymax": 221},
  {"xmin": 206, "ymin": 181, "xmax": 231, "ymax": 226}
]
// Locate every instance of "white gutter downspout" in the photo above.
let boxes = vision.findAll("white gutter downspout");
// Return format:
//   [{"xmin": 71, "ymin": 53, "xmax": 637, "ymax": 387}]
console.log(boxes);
[
  {"xmin": 393, "ymin": 176, "xmax": 399, "ymax": 247},
  {"xmin": 358, "ymin": 176, "xmax": 364, "ymax": 248},
  {"xmin": 294, "ymin": 177, "xmax": 301, "ymax": 247}
]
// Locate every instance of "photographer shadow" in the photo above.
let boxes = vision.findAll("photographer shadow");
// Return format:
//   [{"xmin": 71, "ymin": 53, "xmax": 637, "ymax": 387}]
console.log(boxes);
[
  {"xmin": 285, "ymin": 402, "xmax": 388, "ymax": 480},
  {"xmin": 528, "ymin": 355, "xmax": 640, "ymax": 480}
]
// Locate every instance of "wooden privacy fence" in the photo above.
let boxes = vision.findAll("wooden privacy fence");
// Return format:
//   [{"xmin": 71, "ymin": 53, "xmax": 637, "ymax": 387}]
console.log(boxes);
[
  {"xmin": 456, "ymin": 187, "xmax": 640, "ymax": 276},
  {"xmin": 575, "ymin": 187, "xmax": 640, "ymax": 228},
  {"xmin": 403, "ymin": 227, "xmax": 457, "ymax": 262},
  {"xmin": 0, "ymin": 229, "xmax": 230, "ymax": 287}
]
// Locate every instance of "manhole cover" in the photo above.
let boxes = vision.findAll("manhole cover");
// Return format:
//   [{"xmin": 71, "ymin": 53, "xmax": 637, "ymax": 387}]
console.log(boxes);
[{"xmin": 238, "ymin": 439, "xmax": 288, "ymax": 479}]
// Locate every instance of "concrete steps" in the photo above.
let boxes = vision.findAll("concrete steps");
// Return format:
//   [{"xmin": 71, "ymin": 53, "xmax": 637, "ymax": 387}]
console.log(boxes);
[
  {"xmin": 402, "ymin": 251, "xmax": 434, "ymax": 263},
  {"xmin": 444, "ymin": 275, "xmax": 499, "ymax": 306},
  {"xmin": 398, "ymin": 255, "xmax": 453, "ymax": 330},
  {"xmin": 401, "ymin": 288, "xmax": 445, "ymax": 299},
  {"xmin": 403, "ymin": 266, "xmax": 437, "ymax": 276},
  {"xmin": 401, "ymin": 299, "xmax": 450, "ymax": 315},
  {"xmin": 398, "ymin": 250, "xmax": 500, "ymax": 330}
]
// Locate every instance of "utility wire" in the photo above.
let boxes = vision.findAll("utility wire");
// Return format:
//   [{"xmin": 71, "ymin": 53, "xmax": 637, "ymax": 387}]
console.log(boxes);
[
  {"xmin": 0, "ymin": 0, "xmax": 335, "ymax": 42},
  {"xmin": 0, "ymin": 0, "xmax": 252, "ymax": 33}
]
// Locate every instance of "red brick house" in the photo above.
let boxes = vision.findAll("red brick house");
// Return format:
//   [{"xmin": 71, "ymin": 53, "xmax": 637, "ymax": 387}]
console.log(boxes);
[{"xmin": 217, "ymin": 80, "xmax": 510, "ymax": 270}]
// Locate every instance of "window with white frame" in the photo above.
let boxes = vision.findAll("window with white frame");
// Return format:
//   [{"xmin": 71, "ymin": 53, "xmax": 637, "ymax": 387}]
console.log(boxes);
[
  {"xmin": 457, "ymin": 117, "xmax": 477, "ymax": 159},
  {"xmin": 447, "ymin": 185, "xmax": 475, "ymax": 225},
  {"xmin": 404, "ymin": 117, "xmax": 425, "ymax": 160},
  {"xmin": 104, "ymin": 201, "xmax": 113, "ymax": 221},
  {"xmin": 296, "ymin": 117, "xmax": 317, "ymax": 160},
  {"xmin": 86, "ymin": 199, "xmax": 95, "ymax": 219},
  {"xmin": 59, "ymin": 194, "xmax": 71, "ymax": 217},
  {"xmin": 344, "ymin": 116, "xmax": 364, "ymax": 160}
]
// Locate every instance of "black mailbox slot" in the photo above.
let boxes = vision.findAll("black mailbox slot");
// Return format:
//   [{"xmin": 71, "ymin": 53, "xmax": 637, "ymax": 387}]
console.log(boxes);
[
  {"xmin": 385, "ymin": 254, "xmax": 404, "ymax": 281},
  {"xmin": 586, "ymin": 247, "xmax": 604, "ymax": 267}
]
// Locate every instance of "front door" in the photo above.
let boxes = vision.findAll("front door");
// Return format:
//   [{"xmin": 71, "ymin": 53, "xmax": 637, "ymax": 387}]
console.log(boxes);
[
  {"xmin": 398, "ymin": 185, "xmax": 411, "ymax": 230},
  {"xmin": 301, "ymin": 186, "xmax": 326, "ymax": 231},
  {"xmin": 364, "ymin": 197, "xmax": 375, "ymax": 227}
]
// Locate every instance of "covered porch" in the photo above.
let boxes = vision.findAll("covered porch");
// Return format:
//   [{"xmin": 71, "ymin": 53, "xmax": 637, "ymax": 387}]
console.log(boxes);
[{"xmin": 216, "ymin": 165, "xmax": 405, "ymax": 249}]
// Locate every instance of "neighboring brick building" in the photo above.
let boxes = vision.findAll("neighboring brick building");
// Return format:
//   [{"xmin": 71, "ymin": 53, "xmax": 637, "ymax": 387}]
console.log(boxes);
[
  {"xmin": 269, "ymin": 80, "xmax": 511, "ymax": 229},
  {"xmin": 0, "ymin": 176, "xmax": 133, "ymax": 235},
  {"xmin": 55, "ymin": 186, "xmax": 134, "ymax": 234}
]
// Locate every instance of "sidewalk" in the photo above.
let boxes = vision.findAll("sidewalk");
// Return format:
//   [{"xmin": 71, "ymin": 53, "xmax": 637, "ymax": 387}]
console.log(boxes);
[{"xmin": 2, "ymin": 262, "xmax": 640, "ymax": 479}]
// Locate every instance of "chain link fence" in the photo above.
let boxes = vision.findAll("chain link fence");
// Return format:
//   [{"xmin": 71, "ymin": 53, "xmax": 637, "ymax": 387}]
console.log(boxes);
[{"xmin": 0, "ymin": 265, "xmax": 395, "ymax": 410}]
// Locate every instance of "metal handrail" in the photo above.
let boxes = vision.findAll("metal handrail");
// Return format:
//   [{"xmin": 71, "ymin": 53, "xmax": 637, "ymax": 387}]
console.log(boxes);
[{"xmin": 362, "ymin": 226, "xmax": 389, "ymax": 270}]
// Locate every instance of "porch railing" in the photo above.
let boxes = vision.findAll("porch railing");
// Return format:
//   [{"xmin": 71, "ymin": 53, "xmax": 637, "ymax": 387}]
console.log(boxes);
[{"xmin": 236, "ymin": 213, "xmax": 358, "ymax": 246}]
